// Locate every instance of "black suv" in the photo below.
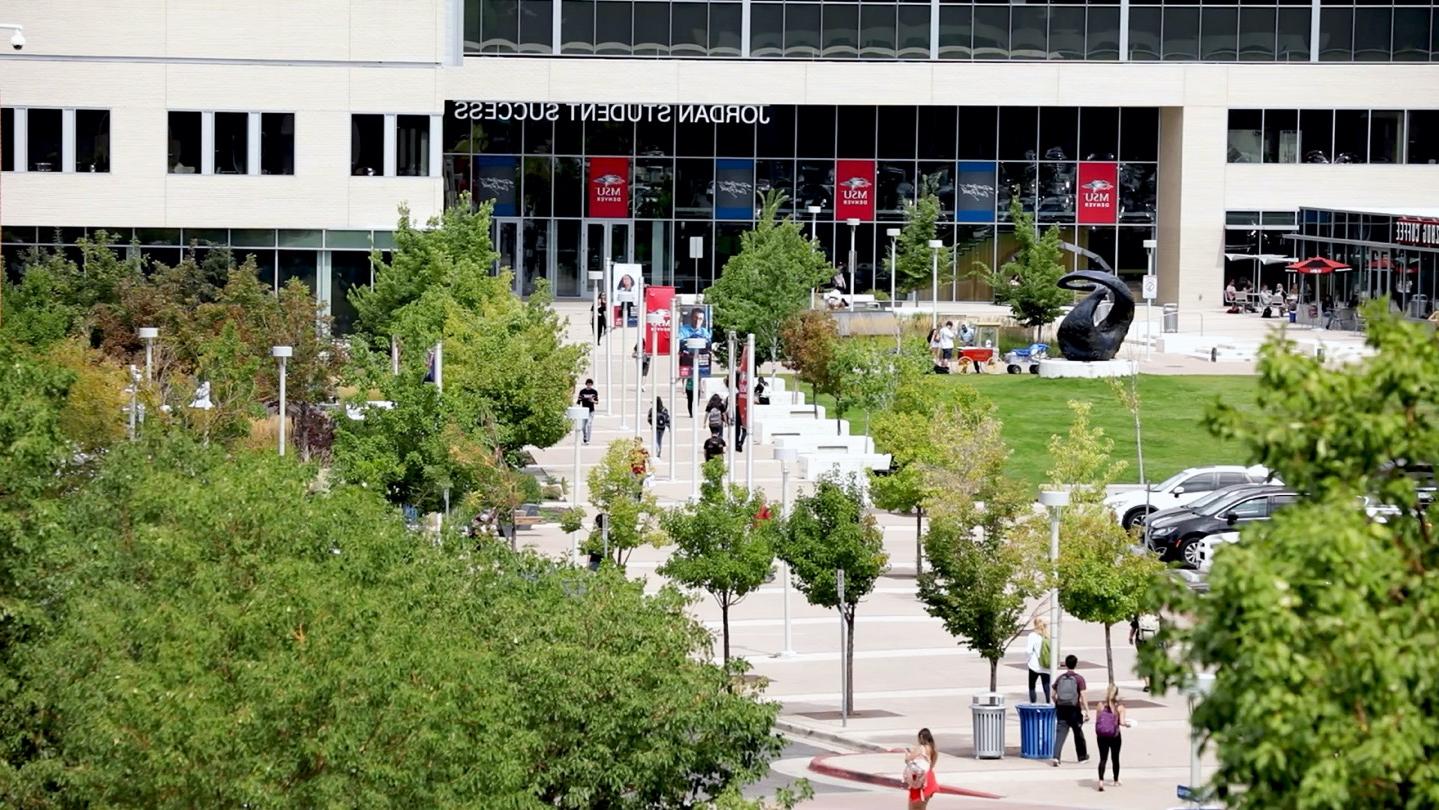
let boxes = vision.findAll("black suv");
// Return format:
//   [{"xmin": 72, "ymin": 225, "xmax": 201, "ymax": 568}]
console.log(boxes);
[{"xmin": 1145, "ymin": 484, "xmax": 1297, "ymax": 567}]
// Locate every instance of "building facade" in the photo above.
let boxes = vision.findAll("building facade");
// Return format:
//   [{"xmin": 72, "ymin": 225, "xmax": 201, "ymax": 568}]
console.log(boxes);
[{"xmin": 3, "ymin": 0, "xmax": 1439, "ymax": 325}]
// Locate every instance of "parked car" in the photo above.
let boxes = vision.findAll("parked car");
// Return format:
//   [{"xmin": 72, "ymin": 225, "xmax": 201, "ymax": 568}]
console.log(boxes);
[
  {"xmin": 1146, "ymin": 484, "xmax": 1297, "ymax": 567},
  {"xmin": 1104, "ymin": 465, "xmax": 1274, "ymax": 530}
]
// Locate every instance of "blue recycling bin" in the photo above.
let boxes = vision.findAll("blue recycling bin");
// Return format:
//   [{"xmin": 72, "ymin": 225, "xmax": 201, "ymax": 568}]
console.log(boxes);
[{"xmin": 1018, "ymin": 703, "xmax": 1056, "ymax": 760}]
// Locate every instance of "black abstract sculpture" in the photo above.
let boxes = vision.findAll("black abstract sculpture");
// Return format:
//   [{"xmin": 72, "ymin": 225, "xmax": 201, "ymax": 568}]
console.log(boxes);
[{"xmin": 1055, "ymin": 270, "xmax": 1135, "ymax": 362}]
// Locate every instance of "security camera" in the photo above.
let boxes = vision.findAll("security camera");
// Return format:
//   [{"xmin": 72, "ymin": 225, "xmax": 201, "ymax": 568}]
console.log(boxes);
[{"xmin": 9, "ymin": 31, "xmax": 23, "ymax": 50}]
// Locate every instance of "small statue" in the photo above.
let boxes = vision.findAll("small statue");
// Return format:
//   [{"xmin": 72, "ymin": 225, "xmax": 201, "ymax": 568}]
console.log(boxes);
[
  {"xmin": 190, "ymin": 380, "xmax": 214, "ymax": 410},
  {"xmin": 1055, "ymin": 271, "xmax": 1135, "ymax": 362}
]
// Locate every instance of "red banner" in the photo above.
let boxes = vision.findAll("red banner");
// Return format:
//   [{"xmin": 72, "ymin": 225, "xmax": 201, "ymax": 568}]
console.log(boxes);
[
  {"xmin": 835, "ymin": 159, "xmax": 875, "ymax": 221},
  {"xmin": 588, "ymin": 157, "xmax": 630, "ymax": 218},
  {"xmin": 1076, "ymin": 162, "xmax": 1118, "ymax": 224},
  {"xmin": 644, "ymin": 286, "xmax": 675, "ymax": 354}
]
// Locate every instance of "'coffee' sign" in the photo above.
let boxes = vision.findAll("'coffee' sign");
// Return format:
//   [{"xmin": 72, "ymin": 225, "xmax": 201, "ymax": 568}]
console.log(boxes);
[
  {"xmin": 1077, "ymin": 162, "xmax": 1118, "ymax": 224},
  {"xmin": 835, "ymin": 159, "xmax": 876, "ymax": 221},
  {"xmin": 588, "ymin": 157, "xmax": 629, "ymax": 218},
  {"xmin": 1396, "ymin": 217, "xmax": 1439, "ymax": 249}
]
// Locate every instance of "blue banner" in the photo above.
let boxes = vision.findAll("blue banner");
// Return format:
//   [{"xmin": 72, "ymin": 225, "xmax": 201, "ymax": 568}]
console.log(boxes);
[
  {"xmin": 475, "ymin": 156, "xmax": 518, "ymax": 217},
  {"xmin": 715, "ymin": 159, "xmax": 756, "ymax": 221},
  {"xmin": 955, "ymin": 161, "xmax": 997, "ymax": 224}
]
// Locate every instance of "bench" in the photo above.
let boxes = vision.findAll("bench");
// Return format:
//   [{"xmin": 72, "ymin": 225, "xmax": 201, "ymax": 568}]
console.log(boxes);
[
  {"xmin": 773, "ymin": 434, "xmax": 876, "ymax": 455},
  {"xmin": 754, "ymin": 402, "xmax": 826, "ymax": 421},
  {"xmin": 756, "ymin": 418, "xmax": 851, "ymax": 444}
]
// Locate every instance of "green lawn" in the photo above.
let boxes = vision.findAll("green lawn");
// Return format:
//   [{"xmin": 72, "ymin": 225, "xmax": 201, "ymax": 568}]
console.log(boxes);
[{"xmin": 781, "ymin": 374, "xmax": 1261, "ymax": 490}]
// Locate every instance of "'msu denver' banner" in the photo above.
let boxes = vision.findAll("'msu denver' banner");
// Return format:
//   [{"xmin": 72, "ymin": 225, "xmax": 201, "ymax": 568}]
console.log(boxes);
[
  {"xmin": 588, "ymin": 157, "xmax": 630, "ymax": 218},
  {"xmin": 1076, "ymin": 162, "xmax": 1118, "ymax": 224},
  {"xmin": 835, "ymin": 159, "xmax": 875, "ymax": 221}
]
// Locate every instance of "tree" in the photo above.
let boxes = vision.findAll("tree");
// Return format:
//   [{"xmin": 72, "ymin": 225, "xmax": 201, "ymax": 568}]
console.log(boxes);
[
  {"xmin": 778, "ymin": 310, "xmax": 838, "ymax": 422},
  {"xmin": 586, "ymin": 438, "xmax": 664, "ymax": 568},
  {"xmin": 916, "ymin": 404, "xmax": 1044, "ymax": 691},
  {"xmin": 828, "ymin": 338, "xmax": 914, "ymax": 438},
  {"xmin": 660, "ymin": 459, "xmax": 779, "ymax": 663},
  {"xmin": 777, "ymin": 473, "xmax": 888, "ymax": 714},
  {"xmin": 0, "ymin": 435, "xmax": 790, "ymax": 808},
  {"xmin": 887, "ymin": 190, "xmax": 954, "ymax": 297},
  {"xmin": 707, "ymin": 190, "xmax": 831, "ymax": 368},
  {"xmin": 981, "ymin": 197, "xmax": 1070, "ymax": 340},
  {"xmin": 1137, "ymin": 305, "xmax": 1439, "ymax": 809},
  {"xmin": 1040, "ymin": 402, "xmax": 1163, "ymax": 684}
]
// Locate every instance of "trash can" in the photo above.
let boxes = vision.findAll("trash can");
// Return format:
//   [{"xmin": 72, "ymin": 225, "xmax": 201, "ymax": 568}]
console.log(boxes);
[
  {"xmin": 970, "ymin": 693, "xmax": 1006, "ymax": 760},
  {"xmin": 1162, "ymin": 303, "xmax": 1179, "ymax": 333},
  {"xmin": 1017, "ymin": 703, "xmax": 1056, "ymax": 760}
]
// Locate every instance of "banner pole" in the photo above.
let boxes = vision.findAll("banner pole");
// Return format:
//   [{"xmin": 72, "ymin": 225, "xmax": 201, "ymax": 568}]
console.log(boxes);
[
  {"xmin": 745, "ymin": 333, "xmax": 755, "ymax": 493},
  {"xmin": 636, "ymin": 277, "xmax": 646, "ymax": 440},
  {"xmin": 604, "ymin": 257, "xmax": 613, "ymax": 417},
  {"xmin": 726, "ymin": 333, "xmax": 737, "ymax": 487},
  {"xmin": 669, "ymin": 297, "xmax": 677, "ymax": 482}
]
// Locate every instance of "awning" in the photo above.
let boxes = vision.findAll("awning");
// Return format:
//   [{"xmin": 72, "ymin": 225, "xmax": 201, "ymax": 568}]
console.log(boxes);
[{"xmin": 1287, "ymin": 256, "xmax": 1351, "ymax": 274}]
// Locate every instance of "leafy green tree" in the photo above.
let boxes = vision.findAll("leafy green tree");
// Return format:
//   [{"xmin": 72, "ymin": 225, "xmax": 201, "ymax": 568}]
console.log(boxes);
[
  {"xmin": 707, "ymin": 190, "xmax": 831, "ymax": 367},
  {"xmin": 0, "ymin": 436, "xmax": 789, "ymax": 808},
  {"xmin": 778, "ymin": 473, "xmax": 888, "ymax": 714},
  {"xmin": 827, "ymin": 338, "xmax": 914, "ymax": 438},
  {"xmin": 1139, "ymin": 305, "xmax": 1439, "ymax": 809},
  {"xmin": 660, "ymin": 459, "xmax": 779, "ymax": 663},
  {"xmin": 586, "ymin": 438, "xmax": 664, "ymax": 567},
  {"xmin": 778, "ymin": 310, "xmax": 839, "ymax": 423},
  {"xmin": 981, "ymin": 197, "xmax": 1070, "ymax": 340},
  {"xmin": 887, "ymin": 192, "xmax": 953, "ymax": 297},
  {"xmin": 917, "ymin": 404, "xmax": 1043, "ymax": 691}
]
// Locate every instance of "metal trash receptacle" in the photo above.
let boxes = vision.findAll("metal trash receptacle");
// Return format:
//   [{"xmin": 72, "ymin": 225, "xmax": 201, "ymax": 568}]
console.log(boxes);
[
  {"xmin": 970, "ymin": 693, "xmax": 1006, "ymax": 760},
  {"xmin": 1162, "ymin": 303, "xmax": 1179, "ymax": 333},
  {"xmin": 1017, "ymin": 703, "xmax": 1056, "ymax": 760}
]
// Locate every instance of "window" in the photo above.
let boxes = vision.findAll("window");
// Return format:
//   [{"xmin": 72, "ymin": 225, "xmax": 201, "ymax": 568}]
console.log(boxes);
[
  {"xmin": 1319, "ymin": 8, "xmax": 1352, "ymax": 62},
  {"xmin": 214, "ymin": 111, "xmax": 249, "ymax": 174},
  {"xmin": 396, "ymin": 115, "xmax": 431, "ymax": 177},
  {"xmin": 1201, "ymin": 7, "xmax": 1237, "ymax": 62},
  {"xmin": 519, "ymin": 0, "xmax": 553, "ymax": 54},
  {"xmin": 1333, "ymin": 109, "xmax": 1368, "ymax": 163},
  {"xmin": 594, "ymin": 1, "xmax": 631, "ymax": 55},
  {"xmin": 1217, "ymin": 472, "xmax": 1251, "ymax": 488},
  {"xmin": 1263, "ymin": 109, "xmax": 1298, "ymax": 164},
  {"xmin": 1128, "ymin": 7, "xmax": 1161, "ymax": 61},
  {"xmin": 1300, "ymin": 109, "xmax": 1333, "ymax": 162},
  {"xmin": 261, "ymin": 113, "xmax": 295, "ymax": 175},
  {"xmin": 1, "ymin": 108, "xmax": 11, "ymax": 171},
  {"xmin": 822, "ymin": 3, "xmax": 859, "ymax": 59},
  {"xmin": 73, "ymin": 110, "xmax": 111, "ymax": 173},
  {"xmin": 1163, "ymin": 8, "xmax": 1200, "ymax": 62},
  {"xmin": 1351, "ymin": 7, "xmax": 1391, "ymax": 62},
  {"xmin": 785, "ymin": 3, "xmax": 821, "ymax": 58},
  {"xmin": 938, "ymin": 6, "xmax": 972, "ymax": 60},
  {"xmin": 1239, "ymin": 8, "xmax": 1276, "ymax": 62},
  {"xmin": 1276, "ymin": 8, "xmax": 1310, "ymax": 62},
  {"xmin": 897, "ymin": 5, "xmax": 929, "ymax": 59},
  {"xmin": 1087, "ymin": 7, "xmax": 1121, "ymax": 61},
  {"xmin": 711, "ymin": 3, "xmax": 742, "ymax": 57},
  {"xmin": 1181, "ymin": 473, "xmax": 1218, "ymax": 493},
  {"xmin": 1048, "ymin": 7, "xmax": 1084, "ymax": 61},
  {"xmin": 562, "ymin": 0, "xmax": 595, "ymax": 53},
  {"xmin": 351, "ymin": 114, "xmax": 384, "ymax": 176},
  {"xmin": 1393, "ymin": 8, "xmax": 1430, "ymax": 62},
  {"xmin": 1227, "ymin": 110, "xmax": 1261, "ymax": 163},
  {"xmin": 672, "ymin": 2, "xmax": 707, "ymax": 56},
  {"xmin": 169, "ymin": 111, "xmax": 202, "ymax": 174},
  {"xmin": 1227, "ymin": 496, "xmax": 1270, "ymax": 520},
  {"xmin": 1408, "ymin": 111, "xmax": 1439, "ymax": 164},
  {"xmin": 1369, "ymin": 110, "xmax": 1402, "ymax": 164},
  {"xmin": 27, "ymin": 109, "xmax": 61, "ymax": 172},
  {"xmin": 751, "ymin": 3, "xmax": 783, "ymax": 57}
]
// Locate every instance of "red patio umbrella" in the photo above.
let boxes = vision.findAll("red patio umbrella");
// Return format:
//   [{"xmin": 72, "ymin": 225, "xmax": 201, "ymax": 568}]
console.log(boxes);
[{"xmin": 1286, "ymin": 257, "xmax": 1352, "ymax": 326}]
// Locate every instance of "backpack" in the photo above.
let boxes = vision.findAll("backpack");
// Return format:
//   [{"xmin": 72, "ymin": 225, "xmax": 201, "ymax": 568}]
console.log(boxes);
[
  {"xmin": 707, "ymin": 409, "xmax": 723, "ymax": 431},
  {"xmin": 1054, "ymin": 672, "xmax": 1080, "ymax": 706},
  {"xmin": 657, "ymin": 409, "xmax": 670, "ymax": 430},
  {"xmin": 902, "ymin": 757, "xmax": 929, "ymax": 789},
  {"xmin": 1039, "ymin": 637, "xmax": 1051, "ymax": 670},
  {"xmin": 1137, "ymin": 614, "xmax": 1160, "ymax": 642},
  {"xmin": 1095, "ymin": 706, "xmax": 1120, "ymax": 738}
]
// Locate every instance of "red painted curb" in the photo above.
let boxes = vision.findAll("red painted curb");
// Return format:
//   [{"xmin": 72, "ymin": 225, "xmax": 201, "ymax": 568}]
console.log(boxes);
[{"xmin": 807, "ymin": 752, "xmax": 1005, "ymax": 799}]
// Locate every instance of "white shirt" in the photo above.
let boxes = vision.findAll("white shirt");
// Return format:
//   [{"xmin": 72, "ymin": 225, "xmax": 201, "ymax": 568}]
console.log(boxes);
[
  {"xmin": 938, "ymin": 326, "xmax": 956, "ymax": 350},
  {"xmin": 1026, "ymin": 630, "xmax": 1046, "ymax": 672}
]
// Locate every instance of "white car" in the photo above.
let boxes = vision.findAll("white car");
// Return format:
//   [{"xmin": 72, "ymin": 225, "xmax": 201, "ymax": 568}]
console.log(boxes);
[{"xmin": 1104, "ymin": 465, "xmax": 1275, "ymax": 530}]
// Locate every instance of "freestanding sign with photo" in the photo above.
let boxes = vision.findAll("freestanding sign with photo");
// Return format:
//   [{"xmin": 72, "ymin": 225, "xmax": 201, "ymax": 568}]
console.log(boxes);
[
  {"xmin": 588, "ymin": 157, "xmax": 630, "ymax": 218},
  {"xmin": 677, "ymin": 304, "xmax": 713, "ymax": 378},
  {"xmin": 835, "ymin": 159, "xmax": 876, "ymax": 221},
  {"xmin": 644, "ymin": 286, "xmax": 675, "ymax": 354},
  {"xmin": 1076, "ymin": 162, "xmax": 1119, "ymax": 224},
  {"xmin": 612, "ymin": 262, "xmax": 643, "ymax": 327}
]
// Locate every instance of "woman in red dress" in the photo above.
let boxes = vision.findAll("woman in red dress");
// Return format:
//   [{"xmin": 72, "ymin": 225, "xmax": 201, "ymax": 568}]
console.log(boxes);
[{"xmin": 904, "ymin": 727, "xmax": 939, "ymax": 808}]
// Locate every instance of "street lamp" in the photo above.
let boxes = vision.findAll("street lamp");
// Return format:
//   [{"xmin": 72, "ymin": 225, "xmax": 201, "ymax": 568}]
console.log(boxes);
[
  {"xmin": 687, "ymin": 338, "xmax": 707, "ymax": 500},
  {"xmin": 271, "ymin": 345, "xmax": 292, "ymax": 457},
  {"xmin": 137, "ymin": 327, "xmax": 159, "ymax": 382},
  {"xmin": 1186, "ymin": 672, "xmax": 1217, "ymax": 802},
  {"xmin": 126, "ymin": 364, "xmax": 140, "ymax": 441},
  {"xmin": 927, "ymin": 239, "xmax": 944, "ymax": 329},
  {"xmin": 846, "ymin": 218, "xmax": 860, "ymax": 302},
  {"xmin": 774, "ymin": 446, "xmax": 799, "ymax": 658},
  {"xmin": 1143, "ymin": 238, "xmax": 1158, "ymax": 362},
  {"xmin": 1038, "ymin": 488, "xmax": 1070, "ymax": 695},
  {"xmin": 566, "ymin": 405, "xmax": 589, "ymax": 565},
  {"xmin": 885, "ymin": 228, "xmax": 901, "ymax": 311},
  {"xmin": 806, "ymin": 205, "xmax": 822, "ymax": 239}
]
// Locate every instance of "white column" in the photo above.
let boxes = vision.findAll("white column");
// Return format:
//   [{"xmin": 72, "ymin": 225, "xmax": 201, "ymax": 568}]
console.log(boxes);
[
  {"xmin": 1158, "ymin": 106, "xmax": 1228, "ymax": 311},
  {"xmin": 929, "ymin": 0, "xmax": 940, "ymax": 60},
  {"xmin": 382, "ymin": 114, "xmax": 398, "ymax": 177},
  {"xmin": 1118, "ymin": 0, "xmax": 1131, "ymax": 61},
  {"xmin": 200, "ymin": 112, "xmax": 216, "ymax": 176},
  {"xmin": 740, "ymin": 0, "xmax": 752, "ymax": 57},
  {"xmin": 1309, "ymin": 0, "xmax": 1321, "ymax": 63},
  {"xmin": 13, "ymin": 108, "xmax": 27, "ymax": 172},
  {"xmin": 636, "ymin": 278, "xmax": 646, "ymax": 440},
  {"xmin": 61, "ymin": 108, "xmax": 76, "ymax": 172},
  {"xmin": 428, "ymin": 115, "xmax": 443, "ymax": 178},
  {"xmin": 246, "ymin": 112, "xmax": 262, "ymax": 176}
]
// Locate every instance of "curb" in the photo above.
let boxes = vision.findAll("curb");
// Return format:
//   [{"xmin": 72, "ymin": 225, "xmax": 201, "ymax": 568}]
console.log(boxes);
[
  {"xmin": 774, "ymin": 719, "xmax": 891, "ymax": 754},
  {"xmin": 807, "ymin": 753, "xmax": 1005, "ymax": 800}
]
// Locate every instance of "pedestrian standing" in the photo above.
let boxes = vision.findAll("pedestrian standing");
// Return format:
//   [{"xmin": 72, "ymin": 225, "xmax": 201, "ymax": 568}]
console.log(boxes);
[
  {"xmin": 1025, "ymin": 617, "xmax": 1052, "ymax": 703},
  {"xmin": 902, "ymin": 728, "xmax": 939, "ymax": 809},
  {"xmin": 648, "ymin": 396, "xmax": 670, "ymax": 459},
  {"xmin": 1093, "ymin": 684, "xmax": 1131, "ymax": 791},
  {"xmin": 594, "ymin": 292, "xmax": 608, "ymax": 345},
  {"xmin": 576, "ymin": 378, "xmax": 599, "ymax": 444},
  {"xmin": 937, "ymin": 321, "xmax": 957, "ymax": 370},
  {"xmin": 1050, "ymin": 655, "xmax": 1089, "ymax": 766},
  {"xmin": 1130, "ymin": 613, "xmax": 1161, "ymax": 692},
  {"xmin": 682, "ymin": 376, "xmax": 695, "ymax": 417}
]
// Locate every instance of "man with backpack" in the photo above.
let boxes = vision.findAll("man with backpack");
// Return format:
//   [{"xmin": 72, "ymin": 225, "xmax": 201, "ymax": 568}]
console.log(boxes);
[
  {"xmin": 703, "ymin": 432, "xmax": 726, "ymax": 463},
  {"xmin": 1050, "ymin": 654, "xmax": 1089, "ymax": 767}
]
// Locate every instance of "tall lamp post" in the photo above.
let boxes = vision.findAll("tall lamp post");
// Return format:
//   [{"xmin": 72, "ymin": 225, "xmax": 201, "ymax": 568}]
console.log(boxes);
[
  {"xmin": 1038, "ymin": 489, "xmax": 1070, "ymax": 693},
  {"xmin": 846, "ymin": 218, "xmax": 860, "ymax": 302},
  {"xmin": 687, "ymin": 337, "xmax": 706, "ymax": 501},
  {"xmin": 1143, "ymin": 238, "xmax": 1157, "ymax": 362},
  {"xmin": 271, "ymin": 345, "xmax": 292, "ymax": 457},
  {"xmin": 137, "ymin": 327, "xmax": 158, "ymax": 426},
  {"xmin": 806, "ymin": 205, "xmax": 822, "ymax": 239},
  {"xmin": 927, "ymin": 239, "xmax": 944, "ymax": 329},
  {"xmin": 566, "ymin": 405, "xmax": 589, "ymax": 565},
  {"xmin": 885, "ymin": 227, "xmax": 901, "ymax": 310},
  {"xmin": 774, "ymin": 447, "xmax": 799, "ymax": 658}
]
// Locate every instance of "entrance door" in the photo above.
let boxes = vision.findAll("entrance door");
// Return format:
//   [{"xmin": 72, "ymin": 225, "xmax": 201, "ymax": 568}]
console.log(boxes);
[
  {"xmin": 582, "ymin": 220, "xmax": 633, "ymax": 294},
  {"xmin": 494, "ymin": 218, "xmax": 522, "ymax": 295}
]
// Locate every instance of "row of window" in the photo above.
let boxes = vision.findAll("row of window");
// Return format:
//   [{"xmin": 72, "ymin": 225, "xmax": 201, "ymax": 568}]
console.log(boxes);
[
  {"xmin": 165, "ymin": 112, "xmax": 296, "ymax": 175},
  {"xmin": 467, "ymin": 0, "xmax": 1439, "ymax": 60},
  {"xmin": 1, "ymin": 108, "xmax": 112, "ymax": 172},
  {"xmin": 1227, "ymin": 109, "xmax": 1439, "ymax": 164}
]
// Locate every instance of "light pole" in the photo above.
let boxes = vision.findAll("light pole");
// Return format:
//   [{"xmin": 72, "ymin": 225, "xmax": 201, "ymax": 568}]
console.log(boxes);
[
  {"xmin": 885, "ymin": 227, "xmax": 901, "ymax": 310},
  {"xmin": 1039, "ymin": 489, "xmax": 1070, "ymax": 694},
  {"xmin": 126, "ymin": 364, "xmax": 140, "ymax": 441},
  {"xmin": 927, "ymin": 239, "xmax": 944, "ymax": 329},
  {"xmin": 846, "ymin": 217, "xmax": 860, "ymax": 302},
  {"xmin": 588, "ymin": 269, "xmax": 604, "ymax": 378},
  {"xmin": 271, "ymin": 346, "xmax": 292, "ymax": 456},
  {"xmin": 566, "ymin": 405, "xmax": 589, "ymax": 565},
  {"xmin": 137, "ymin": 327, "xmax": 158, "ymax": 382},
  {"xmin": 774, "ymin": 446, "xmax": 798, "ymax": 658},
  {"xmin": 744, "ymin": 333, "xmax": 755, "ymax": 492},
  {"xmin": 687, "ymin": 337, "xmax": 706, "ymax": 501},
  {"xmin": 1186, "ymin": 672, "xmax": 1217, "ymax": 804},
  {"xmin": 1143, "ymin": 238, "xmax": 1157, "ymax": 362},
  {"xmin": 806, "ymin": 205, "xmax": 822, "ymax": 239}
]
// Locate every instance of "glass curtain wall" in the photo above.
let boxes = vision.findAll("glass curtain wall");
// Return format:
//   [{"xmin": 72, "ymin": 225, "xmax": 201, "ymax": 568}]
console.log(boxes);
[{"xmin": 444, "ymin": 102, "xmax": 1159, "ymax": 299}]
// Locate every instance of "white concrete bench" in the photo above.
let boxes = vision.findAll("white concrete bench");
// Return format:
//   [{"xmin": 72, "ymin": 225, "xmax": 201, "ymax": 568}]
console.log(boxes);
[
  {"xmin": 797, "ymin": 452, "xmax": 892, "ymax": 482},
  {"xmin": 774, "ymin": 434, "xmax": 875, "ymax": 455},
  {"xmin": 757, "ymin": 418, "xmax": 851, "ymax": 444},
  {"xmin": 754, "ymin": 403, "xmax": 826, "ymax": 421}
]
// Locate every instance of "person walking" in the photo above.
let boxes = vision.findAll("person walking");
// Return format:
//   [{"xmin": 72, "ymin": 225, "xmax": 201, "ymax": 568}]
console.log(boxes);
[
  {"xmin": 1093, "ymin": 684, "xmax": 1131, "ymax": 791},
  {"xmin": 1025, "ymin": 617, "xmax": 1052, "ymax": 703},
  {"xmin": 1050, "ymin": 654, "xmax": 1089, "ymax": 766},
  {"xmin": 682, "ymin": 376, "xmax": 695, "ymax": 418},
  {"xmin": 1130, "ymin": 613, "xmax": 1161, "ymax": 692},
  {"xmin": 594, "ymin": 292, "xmax": 608, "ymax": 345},
  {"xmin": 903, "ymin": 728, "xmax": 939, "ymax": 809},
  {"xmin": 576, "ymin": 378, "xmax": 599, "ymax": 444},
  {"xmin": 703, "ymin": 431, "xmax": 726, "ymax": 463},
  {"xmin": 937, "ymin": 320, "xmax": 957, "ymax": 370},
  {"xmin": 648, "ymin": 396, "xmax": 670, "ymax": 459},
  {"xmin": 704, "ymin": 393, "xmax": 727, "ymax": 437}
]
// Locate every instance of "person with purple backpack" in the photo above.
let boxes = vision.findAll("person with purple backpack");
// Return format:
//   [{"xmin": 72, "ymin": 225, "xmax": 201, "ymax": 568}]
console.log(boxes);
[{"xmin": 1093, "ymin": 684, "xmax": 1133, "ymax": 791}]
